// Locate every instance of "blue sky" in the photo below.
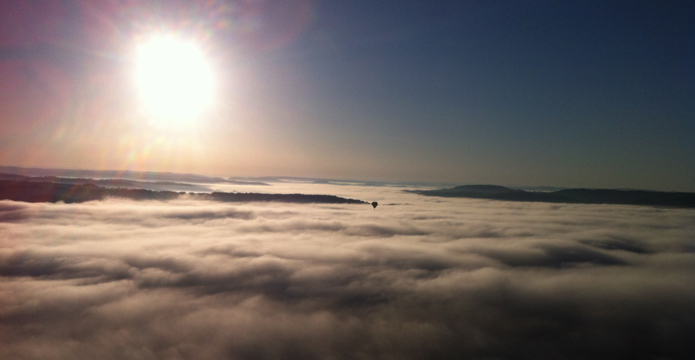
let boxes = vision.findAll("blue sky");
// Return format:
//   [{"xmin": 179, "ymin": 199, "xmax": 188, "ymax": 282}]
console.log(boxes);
[
  {"xmin": 0, "ymin": 0, "xmax": 693, "ymax": 190},
  {"xmin": 280, "ymin": 0, "xmax": 695, "ymax": 189}
]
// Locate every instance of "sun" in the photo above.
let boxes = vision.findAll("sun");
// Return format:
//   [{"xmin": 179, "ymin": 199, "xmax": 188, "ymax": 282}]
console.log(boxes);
[{"xmin": 135, "ymin": 36, "xmax": 214, "ymax": 123}]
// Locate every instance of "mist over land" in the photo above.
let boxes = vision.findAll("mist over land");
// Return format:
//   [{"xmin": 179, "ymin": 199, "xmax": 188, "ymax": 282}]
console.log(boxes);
[
  {"xmin": 1, "ymin": 171, "xmax": 694, "ymax": 359},
  {"xmin": 409, "ymin": 185, "xmax": 695, "ymax": 208},
  {"xmin": 0, "ymin": 179, "xmax": 365, "ymax": 205},
  {"xmin": 3, "ymin": 169, "xmax": 694, "ymax": 208},
  {"xmin": 0, "ymin": 166, "xmax": 269, "ymax": 187}
]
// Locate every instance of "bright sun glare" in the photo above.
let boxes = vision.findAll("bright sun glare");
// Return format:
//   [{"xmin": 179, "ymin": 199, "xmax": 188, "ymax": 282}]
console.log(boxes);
[{"xmin": 136, "ymin": 36, "xmax": 214, "ymax": 123}]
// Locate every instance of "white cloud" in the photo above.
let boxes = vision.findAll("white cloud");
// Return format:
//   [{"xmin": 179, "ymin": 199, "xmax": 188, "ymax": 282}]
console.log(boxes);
[{"xmin": 1, "ymin": 184, "xmax": 694, "ymax": 359}]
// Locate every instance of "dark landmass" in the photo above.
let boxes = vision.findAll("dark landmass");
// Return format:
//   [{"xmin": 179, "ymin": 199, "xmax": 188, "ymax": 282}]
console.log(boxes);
[
  {"xmin": 509, "ymin": 185, "xmax": 569, "ymax": 192},
  {"xmin": 407, "ymin": 185, "xmax": 695, "ymax": 208},
  {"xmin": 0, "ymin": 166, "xmax": 229, "ymax": 184},
  {"xmin": 0, "ymin": 180, "xmax": 366, "ymax": 204},
  {"xmin": 0, "ymin": 180, "xmax": 180, "ymax": 203},
  {"xmin": 207, "ymin": 192, "xmax": 365, "ymax": 204},
  {"xmin": 0, "ymin": 173, "xmax": 212, "ymax": 192},
  {"xmin": 224, "ymin": 179, "xmax": 270, "ymax": 186}
]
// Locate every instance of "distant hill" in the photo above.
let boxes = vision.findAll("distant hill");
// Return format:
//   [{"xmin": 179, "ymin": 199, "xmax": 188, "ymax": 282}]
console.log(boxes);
[
  {"xmin": 225, "ymin": 180, "xmax": 270, "ymax": 186},
  {"xmin": 0, "ymin": 173, "xmax": 212, "ymax": 192},
  {"xmin": 407, "ymin": 185, "xmax": 695, "ymax": 208},
  {"xmin": 0, "ymin": 180, "xmax": 366, "ymax": 205},
  {"xmin": 509, "ymin": 185, "xmax": 569, "ymax": 192},
  {"xmin": 0, "ymin": 166, "xmax": 267, "ymax": 185},
  {"xmin": 207, "ymin": 192, "xmax": 365, "ymax": 204}
]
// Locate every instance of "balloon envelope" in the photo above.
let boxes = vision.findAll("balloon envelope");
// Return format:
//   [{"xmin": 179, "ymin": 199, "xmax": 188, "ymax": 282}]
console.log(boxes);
[{"xmin": 371, "ymin": 202, "xmax": 378, "ymax": 209}]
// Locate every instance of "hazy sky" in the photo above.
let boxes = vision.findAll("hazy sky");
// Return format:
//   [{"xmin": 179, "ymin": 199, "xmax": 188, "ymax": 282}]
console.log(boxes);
[{"xmin": 0, "ymin": 0, "xmax": 693, "ymax": 191}]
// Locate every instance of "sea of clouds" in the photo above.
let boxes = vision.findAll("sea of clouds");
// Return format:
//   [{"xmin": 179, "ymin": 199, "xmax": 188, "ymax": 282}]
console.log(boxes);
[{"xmin": 1, "ymin": 183, "xmax": 694, "ymax": 359}]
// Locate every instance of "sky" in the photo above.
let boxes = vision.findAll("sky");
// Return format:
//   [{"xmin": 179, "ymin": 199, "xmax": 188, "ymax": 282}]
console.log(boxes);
[
  {"xmin": 0, "ymin": 0, "xmax": 694, "ymax": 191},
  {"xmin": 2, "ymin": 183, "xmax": 695, "ymax": 359}
]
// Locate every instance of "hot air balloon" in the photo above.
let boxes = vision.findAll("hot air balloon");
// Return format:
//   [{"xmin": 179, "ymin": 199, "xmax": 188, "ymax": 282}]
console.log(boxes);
[{"xmin": 372, "ymin": 202, "xmax": 378, "ymax": 209}]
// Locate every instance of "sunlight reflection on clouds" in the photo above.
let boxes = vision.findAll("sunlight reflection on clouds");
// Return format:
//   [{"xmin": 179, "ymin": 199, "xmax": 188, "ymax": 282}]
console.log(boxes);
[{"xmin": 1, "ymin": 184, "xmax": 694, "ymax": 359}]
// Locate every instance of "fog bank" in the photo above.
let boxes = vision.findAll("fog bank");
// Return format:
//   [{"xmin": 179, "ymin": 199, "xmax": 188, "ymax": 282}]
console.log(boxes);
[{"xmin": 1, "ymin": 184, "xmax": 694, "ymax": 359}]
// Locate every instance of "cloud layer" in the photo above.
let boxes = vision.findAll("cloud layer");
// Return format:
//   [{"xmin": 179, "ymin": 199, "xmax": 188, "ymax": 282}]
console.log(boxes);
[{"xmin": 1, "ymin": 185, "xmax": 694, "ymax": 359}]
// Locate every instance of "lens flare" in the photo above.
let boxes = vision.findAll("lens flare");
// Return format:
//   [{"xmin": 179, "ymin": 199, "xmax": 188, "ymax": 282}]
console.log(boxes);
[{"xmin": 135, "ymin": 36, "xmax": 214, "ymax": 124}]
